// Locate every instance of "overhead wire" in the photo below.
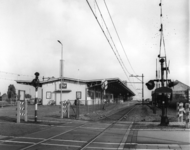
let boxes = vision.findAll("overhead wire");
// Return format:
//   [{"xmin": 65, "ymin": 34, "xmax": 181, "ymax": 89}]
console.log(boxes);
[
  {"xmin": 94, "ymin": 0, "xmax": 131, "ymax": 75},
  {"xmin": 103, "ymin": 0, "xmax": 137, "ymax": 76},
  {"xmin": 0, "ymin": 71, "xmax": 34, "ymax": 78},
  {"xmin": 87, "ymin": 0, "xmax": 137, "ymax": 92}
]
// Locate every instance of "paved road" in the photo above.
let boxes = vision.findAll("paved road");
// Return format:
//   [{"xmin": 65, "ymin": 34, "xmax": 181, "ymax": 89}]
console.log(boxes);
[{"xmin": 0, "ymin": 105, "xmax": 189, "ymax": 150}]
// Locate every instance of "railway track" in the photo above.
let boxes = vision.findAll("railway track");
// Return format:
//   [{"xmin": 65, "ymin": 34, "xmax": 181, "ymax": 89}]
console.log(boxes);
[
  {"xmin": 0, "ymin": 104, "xmax": 137, "ymax": 150},
  {"xmin": 80, "ymin": 104, "xmax": 136, "ymax": 150}
]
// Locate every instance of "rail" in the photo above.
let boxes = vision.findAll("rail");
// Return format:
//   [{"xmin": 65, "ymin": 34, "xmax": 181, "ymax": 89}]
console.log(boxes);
[{"xmin": 80, "ymin": 105, "xmax": 136, "ymax": 150}]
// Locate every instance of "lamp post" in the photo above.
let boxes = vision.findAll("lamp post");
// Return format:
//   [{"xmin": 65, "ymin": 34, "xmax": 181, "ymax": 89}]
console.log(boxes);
[
  {"xmin": 130, "ymin": 74, "xmax": 144, "ymax": 104},
  {"xmin": 58, "ymin": 40, "xmax": 63, "ymax": 104}
]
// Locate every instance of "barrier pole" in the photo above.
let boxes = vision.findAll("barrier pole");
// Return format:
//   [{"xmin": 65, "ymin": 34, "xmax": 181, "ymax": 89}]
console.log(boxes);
[
  {"xmin": 67, "ymin": 101, "xmax": 70, "ymax": 118},
  {"xmin": 76, "ymin": 99, "xmax": 79, "ymax": 119},
  {"xmin": 24, "ymin": 99, "xmax": 28, "ymax": 122},
  {"xmin": 17, "ymin": 101, "xmax": 20, "ymax": 123},
  {"xmin": 35, "ymin": 89, "xmax": 38, "ymax": 122},
  {"xmin": 61, "ymin": 101, "xmax": 63, "ymax": 118}
]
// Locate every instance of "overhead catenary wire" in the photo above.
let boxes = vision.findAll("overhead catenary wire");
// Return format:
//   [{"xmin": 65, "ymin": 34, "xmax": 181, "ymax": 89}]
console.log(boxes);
[
  {"xmin": 86, "ymin": 0, "xmax": 136, "ymax": 92},
  {"xmin": 94, "ymin": 0, "xmax": 130, "ymax": 75},
  {"xmin": 0, "ymin": 71, "xmax": 34, "ymax": 78},
  {"xmin": 103, "ymin": 0, "xmax": 137, "ymax": 76}
]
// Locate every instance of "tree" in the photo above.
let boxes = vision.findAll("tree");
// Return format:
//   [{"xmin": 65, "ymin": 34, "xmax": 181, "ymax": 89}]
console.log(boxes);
[{"xmin": 7, "ymin": 84, "xmax": 16, "ymax": 104}]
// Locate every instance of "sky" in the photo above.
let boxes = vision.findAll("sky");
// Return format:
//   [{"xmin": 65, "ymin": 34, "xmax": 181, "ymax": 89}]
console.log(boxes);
[{"xmin": 0, "ymin": 0, "xmax": 189, "ymax": 99}]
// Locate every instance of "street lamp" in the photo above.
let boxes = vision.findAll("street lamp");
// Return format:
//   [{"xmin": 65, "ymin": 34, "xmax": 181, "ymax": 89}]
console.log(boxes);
[
  {"xmin": 57, "ymin": 40, "xmax": 63, "ymax": 104},
  {"xmin": 130, "ymin": 74, "xmax": 144, "ymax": 104}
]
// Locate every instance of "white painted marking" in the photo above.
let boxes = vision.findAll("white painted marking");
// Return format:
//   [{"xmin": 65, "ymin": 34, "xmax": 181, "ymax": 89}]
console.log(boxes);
[
  {"xmin": 1, "ymin": 140, "xmax": 34, "ymax": 144},
  {"xmin": 41, "ymin": 143, "xmax": 81, "ymax": 148},
  {"xmin": 117, "ymin": 122, "xmax": 133, "ymax": 150},
  {"xmin": 51, "ymin": 139, "xmax": 86, "ymax": 143}
]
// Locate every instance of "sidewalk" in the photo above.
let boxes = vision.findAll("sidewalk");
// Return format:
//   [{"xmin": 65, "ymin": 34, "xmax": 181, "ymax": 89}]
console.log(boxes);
[{"xmin": 124, "ymin": 122, "xmax": 190, "ymax": 150}]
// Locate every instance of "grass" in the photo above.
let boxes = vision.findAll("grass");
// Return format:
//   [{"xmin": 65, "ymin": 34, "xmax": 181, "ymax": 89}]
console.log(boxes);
[{"xmin": 0, "ymin": 122, "xmax": 50, "ymax": 136}]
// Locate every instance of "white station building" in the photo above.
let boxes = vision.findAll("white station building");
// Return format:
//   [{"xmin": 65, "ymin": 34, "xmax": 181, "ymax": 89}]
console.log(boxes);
[{"xmin": 16, "ymin": 77, "xmax": 135, "ymax": 105}]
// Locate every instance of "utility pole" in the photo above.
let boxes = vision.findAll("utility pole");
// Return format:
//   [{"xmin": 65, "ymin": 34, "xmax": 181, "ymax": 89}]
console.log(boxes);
[
  {"xmin": 129, "ymin": 74, "xmax": 144, "ymax": 104},
  {"xmin": 58, "ymin": 40, "xmax": 63, "ymax": 104}
]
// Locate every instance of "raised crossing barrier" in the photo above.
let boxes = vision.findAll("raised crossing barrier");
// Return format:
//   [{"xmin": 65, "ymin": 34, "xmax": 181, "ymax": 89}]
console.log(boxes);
[
  {"xmin": 177, "ymin": 102, "xmax": 184, "ymax": 122},
  {"xmin": 60, "ymin": 100, "xmax": 70, "ymax": 118},
  {"xmin": 16, "ymin": 100, "xmax": 27, "ymax": 123}
]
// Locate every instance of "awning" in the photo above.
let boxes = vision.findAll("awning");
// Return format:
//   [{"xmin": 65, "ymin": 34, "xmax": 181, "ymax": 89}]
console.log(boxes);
[{"xmin": 53, "ymin": 90, "xmax": 71, "ymax": 93}]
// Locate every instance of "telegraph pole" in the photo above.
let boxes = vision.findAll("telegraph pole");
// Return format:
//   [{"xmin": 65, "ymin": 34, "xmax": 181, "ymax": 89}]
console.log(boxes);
[{"xmin": 130, "ymin": 74, "xmax": 144, "ymax": 104}]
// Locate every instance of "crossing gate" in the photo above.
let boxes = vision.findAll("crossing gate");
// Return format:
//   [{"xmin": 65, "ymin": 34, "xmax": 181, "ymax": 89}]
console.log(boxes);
[
  {"xmin": 60, "ymin": 100, "xmax": 70, "ymax": 118},
  {"xmin": 177, "ymin": 102, "xmax": 185, "ymax": 122},
  {"xmin": 16, "ymin": 100, "xmax": 27, "ymax": 123}
]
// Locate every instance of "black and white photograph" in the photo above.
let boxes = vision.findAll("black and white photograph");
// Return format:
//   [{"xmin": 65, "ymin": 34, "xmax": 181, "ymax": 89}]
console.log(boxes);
[{"xmin": 0, "ymin": 0, "xmax": 189, "ymax": 149}]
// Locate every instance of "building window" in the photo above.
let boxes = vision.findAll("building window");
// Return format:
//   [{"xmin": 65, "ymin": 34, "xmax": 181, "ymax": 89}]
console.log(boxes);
[{"xmin": 46, "ymin": 92, "xmax": 52, "ymax": 99}]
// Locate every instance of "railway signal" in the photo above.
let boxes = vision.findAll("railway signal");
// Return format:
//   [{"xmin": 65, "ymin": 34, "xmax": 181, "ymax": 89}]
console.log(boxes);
[
  {"xmin": 31, "ymin": 72, "xmax": 42, "ymax": 122},
  {"xmin": 146, "ymin": 80, "xmax": 155, "ymax": 90}
]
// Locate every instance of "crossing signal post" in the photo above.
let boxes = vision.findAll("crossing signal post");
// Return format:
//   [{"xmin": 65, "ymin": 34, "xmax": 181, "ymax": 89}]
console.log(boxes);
[
  {"xmin": 146, "ymin": 56, "xmax": 176, "ymax": 126},
  {"xmin": 31, "ymin": 72, "xmax": 42, "ymax": 122},
  {"xmin": 130, "ymin": 74, "xmax": 144, "ymax": 105}
]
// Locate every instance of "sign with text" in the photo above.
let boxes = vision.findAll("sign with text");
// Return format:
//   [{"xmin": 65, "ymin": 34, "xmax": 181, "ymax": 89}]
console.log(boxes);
[
  {"xmin": 76, "ymin": 91, "xmax": 82, "ymax": 99},
  {"xmin": 59, "ymin": 83, "xmax": 67, "ymax": 89}
]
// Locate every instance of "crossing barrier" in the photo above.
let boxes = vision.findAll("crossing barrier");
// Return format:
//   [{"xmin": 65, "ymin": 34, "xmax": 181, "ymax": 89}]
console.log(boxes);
[
  {"xmin": 16, "ymin": 100, "xmax": 27, "ymax": 123},
  {"xmin": 177, "ymin": 102, "xmax": 185, "ymax": 122},
  {"xmin": 60, "ymin": 100, "xmax": 70, "ymax": 118}
]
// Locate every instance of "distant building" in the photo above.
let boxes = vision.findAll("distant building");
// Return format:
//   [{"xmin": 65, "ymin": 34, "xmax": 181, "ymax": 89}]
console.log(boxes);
[
  {"xmin": 16, "ymin": 77, "xmax": 135, "ymax": 105},
  {"xmin": 171, "ymin": 80, "xmax": 190, "ymax": 105},
  {"xmin": 0, "ymin": 93, "xmax": 8, "ymax": 101}
]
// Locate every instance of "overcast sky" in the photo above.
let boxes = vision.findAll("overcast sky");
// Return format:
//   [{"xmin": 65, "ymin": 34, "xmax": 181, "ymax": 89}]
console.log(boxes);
[{"xmin": 0, "ymin": 0, "xmax": 189, "ymax": 99}]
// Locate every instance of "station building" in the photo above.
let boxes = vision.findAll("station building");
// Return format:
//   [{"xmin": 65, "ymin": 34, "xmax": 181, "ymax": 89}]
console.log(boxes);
[{"xmin": 16, "ymin": 77, "xmax": 135, "ymax": 105}]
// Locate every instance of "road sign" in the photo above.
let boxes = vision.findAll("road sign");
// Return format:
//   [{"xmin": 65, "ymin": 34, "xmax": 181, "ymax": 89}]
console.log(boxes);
[
  {"xmin": 101, "ymin": 79, "xmax": 108, "ymax": 90},
  {"xmin": 59, "ymin": 83, "xmax": 67, "ymax": 89}
]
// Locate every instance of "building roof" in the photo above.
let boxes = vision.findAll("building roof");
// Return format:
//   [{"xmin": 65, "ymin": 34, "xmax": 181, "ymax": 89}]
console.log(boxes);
[
  {"xmin": 173, "ymin": 80, "xmax": 190, "ymax": 92},
  {"xmin": 16, "ymin": 77, "xmax": 135, "ymax": 96}
]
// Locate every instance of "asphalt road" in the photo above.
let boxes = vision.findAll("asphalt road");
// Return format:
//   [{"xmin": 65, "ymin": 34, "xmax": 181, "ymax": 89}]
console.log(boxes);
[{"xmin": 0, "ymin": 104, "xmax": 189, "ymax": 150}]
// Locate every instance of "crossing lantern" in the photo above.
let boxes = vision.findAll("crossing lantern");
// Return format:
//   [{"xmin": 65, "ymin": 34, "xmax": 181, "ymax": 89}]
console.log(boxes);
[{"xmin": 146, "ymin": 80, "xmax": 155, "ymax": 90}]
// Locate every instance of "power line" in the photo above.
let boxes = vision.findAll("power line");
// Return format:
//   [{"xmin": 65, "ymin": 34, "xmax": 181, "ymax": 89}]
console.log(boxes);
[
  {"xmin": 103, "ymin": 0, "xmax": 137, "ymax": 75},
  {"xmin": 0, "ymin": 71, "xmax": 34, "ymax": 78},
  {"xmin": 86, "ymin": 1, "xmax": 128, "ymax": 78},
  {"xmin": 0, "ymin": 77, "xmax": 16, "ymax": 81},
  {"xmin": 95, "ymin": 0, "xmax": 131, "ymax": 75},
  {"xmin": 86, "ymin": 0, "xmax": 137, "ymax": 92}
]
